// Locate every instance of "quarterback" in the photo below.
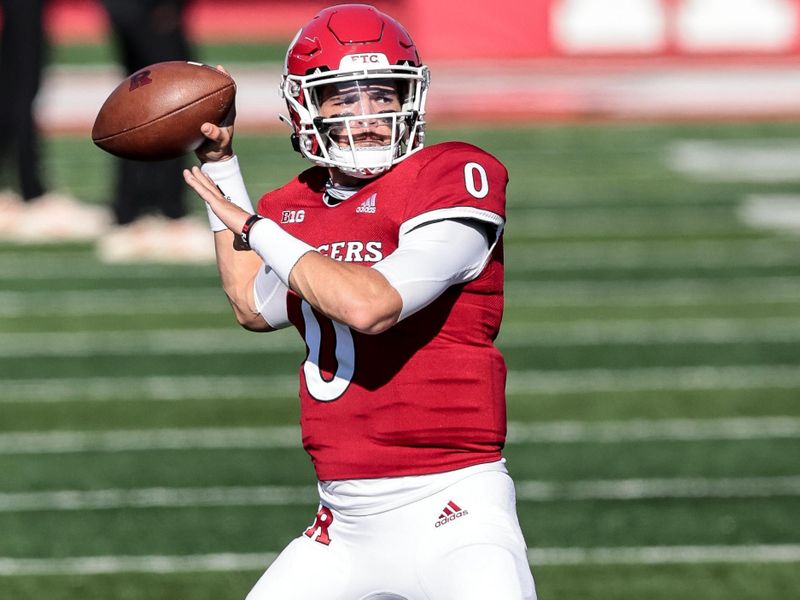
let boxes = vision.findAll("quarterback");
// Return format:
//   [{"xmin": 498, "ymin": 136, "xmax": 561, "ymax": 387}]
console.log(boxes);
[{"xmin": 183, "ymin": 4, "xmax": 537, "ymax": 599}]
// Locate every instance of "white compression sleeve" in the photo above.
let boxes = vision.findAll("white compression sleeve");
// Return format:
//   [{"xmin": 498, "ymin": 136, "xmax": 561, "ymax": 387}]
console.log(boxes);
[
  {"xmin": 200, "ymin": 156, "xmax": 255, "ymax": 231},
  {"xmin": 247, "ymin": 218, "xmax": 317, "ymax": 287},
  {"xmin": 252, "ymin": 266, "xmax": 291, "ymax": 329},
  {"xmin": 372, "ymin": 219, "xmax": 494, "ymax": 321}
]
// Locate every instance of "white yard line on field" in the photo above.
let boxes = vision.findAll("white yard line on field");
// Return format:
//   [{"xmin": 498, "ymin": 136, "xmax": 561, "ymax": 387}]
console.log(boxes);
[
  {"xmin": 666, "ymin": 140, "xmax": 800, "ymax": 183},
  {"xmin": 527, "ymin": 544, "xmax": 800, "ymax": 566},
  {"xmin": 3, "ymin": 317, "xmax": 800, "ymax": 358},
  {"xmin": 0, "ymin": 260, "xmax": 215, "ymax": 281},
  {"xmin": 504, "ymin": 276, "xmax": 800, "ymax": 306},
  {"xmin": 0, "ymin": 417, "xmax": 797, "ymax": 455},
  {"xmin": 505, "ymin": 416, "xmax": 800, "ymax": 443},
  {"xmin": 0, "ymin": 375, "xmax": 299, "ymax": 403},
  {"xmin": 738, "ymin": 194, "xmax": 800, "ymax": 234},
  {"xmin": 4, "ymin": 366, "xmax": 800, "ymax": 404},
  {"xmin": 0, "ymin": 328, "xmax": 302, "ymax": 357},
  {"xmin": 506, "ymin": 238, "xmax": 800, "ymax": 270},
  {"xmin": 0, "ymin": 289, "xmax": 225, "ymax": 317},
  {"xmin": 1, "ymin": 545, "xmax": 799, "ymax": 576},
  {"xmin": 0, "ymin": 476, "xmax": 799, "ymax": 513},
  {"xmin": 0, "ymin": 485, "xmax": 318, "ymax": 511},
  {"xmin": 516, "ymin": 475, "xmax": 800, "ymax": 501},
  {"xmin": 0, "ymin": 426, "xmax": 302, "ymax": 454},
  {"xmin": 509, "ymin": 206, "xmax": 739, "ymax": 238},
  {"xmin": 506, "ymin": 365, "xmax": 800, "ymax": 394},
  {"xmin": 2, "ymin": 277, "xmax": 800, "ymax": 317},
  {"xmin": 497, "ymin": 317, "xmax": 800, "ymax": 346},
  {"xmin": 0, "ymin": 552, "xmax": 278, "ymax": 576}
]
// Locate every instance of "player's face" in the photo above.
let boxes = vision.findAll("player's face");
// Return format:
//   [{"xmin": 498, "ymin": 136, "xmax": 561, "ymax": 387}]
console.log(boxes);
[{"xmin": 317, "ymin": 80, "xmax": 402, "ymax": 148}]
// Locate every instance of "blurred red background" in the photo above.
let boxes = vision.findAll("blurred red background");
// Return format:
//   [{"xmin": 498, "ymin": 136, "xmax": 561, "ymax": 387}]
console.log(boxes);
[{"xmin": 36, "ymin": 0, "xmax": 800, "ymax": 61}]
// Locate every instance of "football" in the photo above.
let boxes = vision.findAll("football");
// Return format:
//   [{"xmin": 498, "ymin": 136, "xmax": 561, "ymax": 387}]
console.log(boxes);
[{"xmin": 92, "ymin": 61, "xmax": 236, "ymax": 161}]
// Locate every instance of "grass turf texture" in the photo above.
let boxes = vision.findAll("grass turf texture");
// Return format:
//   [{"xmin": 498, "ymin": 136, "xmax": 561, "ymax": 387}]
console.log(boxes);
[
  {"xmin": 50, "ymin": 41, "xmax": 290, "ymax": 66},
  {"xmin": 1, "ymin": 121, "xmax": 799, "ymax": 598}
]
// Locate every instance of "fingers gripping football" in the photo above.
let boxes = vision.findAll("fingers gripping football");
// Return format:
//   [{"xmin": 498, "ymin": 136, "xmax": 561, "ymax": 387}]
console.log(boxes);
[{"xmin": 195, "ymin": 66, "xmax": 236, "ymax": 163}]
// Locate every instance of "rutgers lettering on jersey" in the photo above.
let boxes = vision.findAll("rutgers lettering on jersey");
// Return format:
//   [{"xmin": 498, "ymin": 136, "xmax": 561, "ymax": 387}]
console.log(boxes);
[
  {"xmin": 317, "ymin": 241, "xmax": 383, "ymax": 262},
  {"xmin": 257, "ymin": 142, "xmax": 509, "ymax": 481}
]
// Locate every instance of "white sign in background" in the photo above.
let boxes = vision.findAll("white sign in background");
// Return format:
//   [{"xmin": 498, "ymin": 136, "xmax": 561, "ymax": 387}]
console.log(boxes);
[{"xmin": 554, "ymin": 0, "xmax": 798, "ymax": 53}]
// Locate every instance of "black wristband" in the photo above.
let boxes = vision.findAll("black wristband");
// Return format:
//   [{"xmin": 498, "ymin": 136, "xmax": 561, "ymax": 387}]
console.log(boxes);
[{"xmin": 240, "ymin": 214, "xmax": 263, "ymax": 249}]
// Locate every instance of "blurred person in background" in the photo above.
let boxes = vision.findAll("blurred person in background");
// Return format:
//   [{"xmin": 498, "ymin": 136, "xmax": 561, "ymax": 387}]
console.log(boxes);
[
  {"xmin": 0, "ymin": 0, "xmax": 109, "ymax": 242},
  {"xmin": 97, "ymin": 0, "xmax": 214, "ymax": 262}
]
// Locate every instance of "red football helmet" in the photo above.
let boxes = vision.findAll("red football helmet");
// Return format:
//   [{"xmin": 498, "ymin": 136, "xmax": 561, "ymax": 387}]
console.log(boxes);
[{"xmin": 281, "ymin": 4, "xmax": 429, "ymax": 178}]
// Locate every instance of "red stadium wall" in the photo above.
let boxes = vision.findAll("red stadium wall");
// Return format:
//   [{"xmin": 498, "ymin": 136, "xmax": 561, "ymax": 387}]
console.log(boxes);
[
  {"xmin": 32, "ymin": 0, "xmax": 800, "ymax": 62},
  {"xmin": 38, "ymin": 0, "xmax": 404, "ymax": 44},
  {"xmin": 401, "ymin": 1, "xmax": 554, "ymax": 60}
]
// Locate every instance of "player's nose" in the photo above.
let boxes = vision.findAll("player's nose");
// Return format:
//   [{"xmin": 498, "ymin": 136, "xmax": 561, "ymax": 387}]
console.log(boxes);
[{"xmin": 350, "ymin": 92, "xmax": 382, "ymax": 116}]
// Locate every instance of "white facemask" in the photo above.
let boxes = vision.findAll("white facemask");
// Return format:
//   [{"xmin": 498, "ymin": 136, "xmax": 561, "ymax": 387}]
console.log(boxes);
[{"xmin": 323, "ymin": 112, "xmax": 406, "ymax": 178}]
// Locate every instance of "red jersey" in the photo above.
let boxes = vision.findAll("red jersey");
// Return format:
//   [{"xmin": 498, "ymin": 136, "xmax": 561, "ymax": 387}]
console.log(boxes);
[{"xmin": 257, "ymin": 142, "xmax": 509, "ymax": 480}]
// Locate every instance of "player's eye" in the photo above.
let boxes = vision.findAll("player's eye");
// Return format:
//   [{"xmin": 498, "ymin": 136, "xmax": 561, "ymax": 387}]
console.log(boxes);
[{"xmin": 334, "ymin": 94, "xmax": 359, "ymax": 105}]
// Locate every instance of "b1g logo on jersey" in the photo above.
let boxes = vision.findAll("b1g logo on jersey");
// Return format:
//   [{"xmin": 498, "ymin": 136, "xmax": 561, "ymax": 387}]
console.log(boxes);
[
  {"xmin": 281, "ymin": 209, "xmax": 305, "ymax": 224},
  {"xmin": 317, "ymin": 240, "xmax": 383, "ymax": 262}
]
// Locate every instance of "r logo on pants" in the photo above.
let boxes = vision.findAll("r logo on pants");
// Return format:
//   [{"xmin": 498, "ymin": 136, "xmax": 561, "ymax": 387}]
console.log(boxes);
[{"xmin": 304, "ymin": 506, "xmax": 333, "ymax": 545}]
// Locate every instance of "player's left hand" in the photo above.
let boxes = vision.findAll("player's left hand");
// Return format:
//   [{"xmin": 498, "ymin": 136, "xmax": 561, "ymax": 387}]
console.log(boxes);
[{"xmin": 182, "ymin": 166, "xmax": 248, "ymax": 235}]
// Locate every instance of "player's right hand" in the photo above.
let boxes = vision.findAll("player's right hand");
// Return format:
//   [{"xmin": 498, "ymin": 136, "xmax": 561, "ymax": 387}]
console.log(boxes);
[{"xmin": 195, "ymin": 65, "xmax": 236, "ymax": 163}]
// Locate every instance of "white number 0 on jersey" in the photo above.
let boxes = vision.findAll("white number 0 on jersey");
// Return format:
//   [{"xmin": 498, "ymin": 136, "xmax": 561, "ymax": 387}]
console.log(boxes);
[
  {"xmin": 464, "ymin": 162, "xmax": 489, "ymax": 199},
  {"xmin": 301, "ymin": 302, "xmax": 355, "ymax": 401}
]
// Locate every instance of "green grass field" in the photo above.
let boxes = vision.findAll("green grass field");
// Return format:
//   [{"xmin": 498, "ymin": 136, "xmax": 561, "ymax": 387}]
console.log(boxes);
[
  {"xmin": 2, "ymin": 121, "xmax": 800, "ymax": 599},
  {"xmin": 49, "ymin": 40, "xmax": 290, "ymax": 67}
]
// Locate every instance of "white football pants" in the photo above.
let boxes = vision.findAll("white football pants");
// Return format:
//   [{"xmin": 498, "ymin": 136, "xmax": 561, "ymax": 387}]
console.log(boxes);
[{"xmin": 245, "ymin": 469, "xmax": 537, "ymax": 600}]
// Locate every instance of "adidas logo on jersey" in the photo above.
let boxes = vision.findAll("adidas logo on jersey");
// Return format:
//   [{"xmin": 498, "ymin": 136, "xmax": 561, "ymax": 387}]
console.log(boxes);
[
  {"xmin": 434, "ymin": 500, "xmax": 469, "ymax": 528},
  {"xmin": 355, "ymin": 193, "xmax": 377, "ymax": 214}
]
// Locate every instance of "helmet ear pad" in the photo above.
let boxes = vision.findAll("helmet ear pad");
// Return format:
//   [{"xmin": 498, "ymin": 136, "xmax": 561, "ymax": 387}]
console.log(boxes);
[
  {"xmin": 290, "ymin": 133, "xmax": 301, "ymax": 154},
  {"xmin": 284, "ymin": 85, "xmax": 322, "ymax": 157}
]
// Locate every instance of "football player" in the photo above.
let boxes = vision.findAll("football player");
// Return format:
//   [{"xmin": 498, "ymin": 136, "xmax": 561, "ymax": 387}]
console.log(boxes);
[{"xmin": 183, "ymin": 4, "xmax": 537, "ymax": 599}]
